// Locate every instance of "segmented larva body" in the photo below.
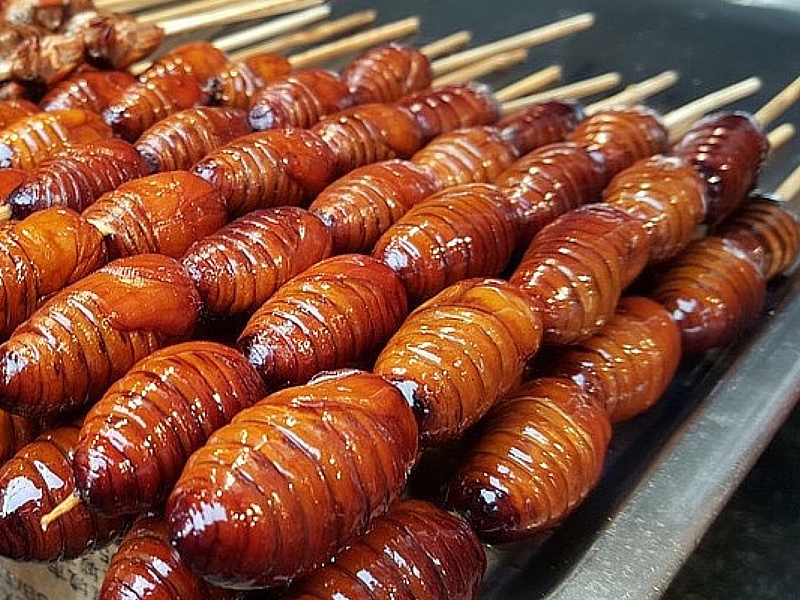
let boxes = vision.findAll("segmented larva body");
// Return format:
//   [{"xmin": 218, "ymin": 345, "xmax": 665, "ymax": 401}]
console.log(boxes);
[
  {"xmin": 673, "ymin": 112, "xmax": 768, "ymax": 223},
  {"xmin": 396, "ymin": 82, "xmax": 501, "ymax": 142},
  {"xmin": 375, "ymin": 277, "xmax": 543, "ymax": 446},
  {"xmin": 39, "ymin": 70, "xmax": 137, "ymax": 113},
  {"xmin": 238, "ymin": 255, "xmax": 408, "ymax": 389},
  {"xmin": 81, "ymin": 14, "xmax": 165, "ymax": 71},
  {"xmin": 0, "ymin": 207, "xmax": 107, "ymax": 338},
  {"xmin": 182, "ymin": 207, "xmax": 333, "ymax": 316},
  {"xmin": 138, "ymin": 41, "xmax": 229, "ymax": 87},
  {"xmin": 342, "ymin": 43, "xmax": 432, "ymax": 104},
  {"xmin": 8, "ymin": 138, "xmax": 148, "ymax": 218},
  {"xmin": 0, "ymin": 422, "xmax": 128, "ymax": 561},
  {"xmin": 0, "ymin": 410, "xmax": 42, "ymax": 465},
  {"xmin": 0, "ymin": 98, "xmax": 39, "ymax": 127},
  {"xmin": 603, "ymin": 154, "xmax": 707, "ymax": 263},
  {"xmin": 411, "ymin": 126, "xmax": 519, "ymax": 188},
  {"xmin": 373, "ymin": 183, "xmax": 519, "ymax": 305},
  {"xmin": 205, "ymin": 52, "xmax": 293, "ymax": 109},
  {"xmin": 192, "ymin": 129, "xmax": 337, "ymax": 217},
  {"xmin": 0, "ymin": 254, "xmax": 201, "ymax": 417},
  {"xmin": 445, "ymin": 377, "xmax": 611, "ymax": 542},
  {"xmin": 0, "ymin": 108, "xmax": 112, "ymax": 170},
  {"xmin": 309, "ymin": 159, "xmax": 438, "ymax": 254},
  {"xmin": 286, "ymin": 500, "xmax": 485, "ymax": 600},
  {"xmin": 167, "ymin": 369, "xmax": 419, "ymax": 589},
  {"xmin": 510, "ymin": 204, "xmax": 650, "ymax": 345},
  {"xmin": 83, "ymin": 171, "xmax": 227, "ymax": 259},
  {"xmin": 496, "ymin": 99, "xmax": 585, "ymax": 155},
  {"xmin": 248, "ymin": 69, "xmax": 353, "ymax": 131},
  {"xmin": 135, "ymin": 106, "xmax": 251, "ymax": 173}
]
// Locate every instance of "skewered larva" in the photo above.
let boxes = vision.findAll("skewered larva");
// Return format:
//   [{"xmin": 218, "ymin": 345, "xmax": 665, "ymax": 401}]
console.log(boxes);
[
  {"xmin": 411, "ymin": 126, "xmax": 519, "ymax": 189},
  {"xmin": 183, "ymin": 207, "xmax": 333, "ymax": 316},
  {"xmin": 651, "ymin": 237, "xmax": 766, "ymax": 353},
  {"xmin": 8, "ymin": 138, "xmax": 148, "ymax": 218},
  {"xmin": 373, "ymin": 183, "xmax": 519, "ymax": 305},
  {"xmin": 309, "ymin": 159, "xmax": 438, "ymax": 254},
  {"xmin": 342, "ymin": 43, "xmax": 432, "ymax": 105},
  {"xmin": 0, "ymin": 108, "xmax": 112, "ymax": 170},
  {"xmin": 496, "ymin": 99, "xmax": 585, "ymax": 155},
  {"xmin": 238, "ymin": 255, "xmax": 408, "ymax": 389},
  {"xmin": 0, "ymin": 422, "xmax": 127, "ymax": 561},
  {"xmin": 603, "ymin": 154, "xmax": 707, "ymax": 263},
  {"xmin": 311, "ymin": 103, "xmax": 424, "ymax": 176},
  {"xmin": 0, "ymin": 207, "xmax": 107, "ymax": 338},
  {"xmin": 0, "ymin": 98, "xmax": 40, "ymax": 127},
  {"xmin": 167, "ymin": 369, "xmax": 419, "ymax": 589},
  {"xmin": 248, "ymin": 69, "xmax": 354, "ymax": 132},
  {"xmin": 39, "ymin": 70, "xmax": 137, "ymax": 113},
  {"xmin": 99, "ymin": 515, "xmax": 239, "ymax": 600},
  {"xmin": 135, "ymin": 107, "xmax": 251, "ymax": 173},
  {"xmin": 83, "ymin": 171, "xmax": 227, "ymax": 259},
  {"xmin": 2, "ymin": 0, "xmax": 85, "ymax": 31},
  {"xmin": 544, "ymin": 296, "xmax": 681, "ymax": 422},
  {"xmin": 138, "ymin": 41, "xmax": 229, "ymax": 87},
  {"xmin": 510, "ymin": 204, "xmax": 650, "ymax": 345},
  {"xmin": 673, "ymin": 112, "xmax": 768, "ymax": 223},
  {"xmin": 81, "ymin": 13, "xmax": 165, "ymax": 71},
  {"xmin": 374, "ymin": 277, "xmax": 543, "ymax": 446},
  {"xmin": 0, "ymin": 409, "xmax": 41, "ymax": 465},
  {"xmin": 285, "ymin": 499, "xmax": 485, "ymax": 600},
  {"xmin": 0, "ymin": 254, "xmax": 201, "ymax": 417},
  {"xmin": 445, "ymin": 377, "xmax": 611, "ymax": 542},
  {"xmin": 1, "ymin": 32, "xmax": 84, "ymax": 86},
  {"xmin": 205, "ymin": 53, "xmax": 293, "ymax": 109},
  {"xmin": 75, "ymin": 341, "xmax": 265, "ymax": 516},
  {"xmin": 192, "ymin": 129, "xmax": 337, "ymax": 217}
]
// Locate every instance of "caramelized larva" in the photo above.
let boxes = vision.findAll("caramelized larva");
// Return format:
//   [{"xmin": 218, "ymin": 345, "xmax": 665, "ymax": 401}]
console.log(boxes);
[
  {"xmin": 496, "ymin": 99, "xmax": 585, "ymax": 155},
  {"xmin": 375, "ymin": 278, "xmax": 543, "ymax": 446},
  {"xmin": 167, "ymin": 369, "xmax": 419, "ymax": 589},
  {"xmin": 81, "ymin": 13, "xmax": 164, "ymax": 71},
  {"xmin": 0, "ymin": 98, "xmax": 40, "ymax": 127},
  {"xmin": 0, "ymin": 254, "xmax": 201, "ymax": 417},
  {"xmin": 205, "ymin": 52, "xmax": 293, "ymax": 109},
  {"xmin": 138, "ymin": 41, "xmax": 229, "ymax": 87},
  {"xmin": 0, "ymin": 410, "xmax": 41, "ymax": 465},
  {"xmin": 342, "ymin": 43, "xmax": 432, "ymax": 105},
  {"xmin": 83, "ymin": 171, "xmax": 227, "ymax": 259},
  {"xmin": 286, "ymin": 500, "xmax": 485, "ymax": 600},
  {"xmin": 445, "ymin": 377, "xmax": 611, "ymax": 542},
  {"xmin": 0, "ymin": 167, "xmax": 26, "ymax": 202},
  {"xmin": 1, "ymin": 32, "xmax": 84, "ymax": 86},
  {"xmin": 373, "ymin": 183, "xmax": 519, "ymax": 305},
  {"xmin": 238, "ymin": 255, "xmax": 408, "ymax": 389},
  {"xmin": 39, "ymin": 70, "xmax": 137, "ymax": 112},
  {"xmin": 182, "ymin": 207, "xmax": 333, "ymax": 316},
  {"xmin": 309, "ymin": 159, "xmax": 438, "ymax": 254}
]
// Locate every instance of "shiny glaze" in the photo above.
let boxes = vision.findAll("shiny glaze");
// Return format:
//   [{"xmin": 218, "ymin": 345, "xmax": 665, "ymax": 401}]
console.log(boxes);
[
  {"xmin": 0, "ymin": 254, "xmax": 201, "ymax": 417},
  {"xmin": 445, "ymin": 377, "xmax": 611, "ymax": 542},
  {"xmin": 1, "ymin": 32, "xmax": 84, "ymax": 85},
  {"xmin": 286, "ymin": 500, "xmax": 485, "ymax": 600},
  {"xmin": 510, "ymin": 204, "xmax": 650, "ymax": 345},
  {"xmin": 309, "ymin": 159, "xmax": 438, "ymax": 254},
  {"xmin": 0, "ymin": 410, "xmax": 41, "ymax": 465},
  {"xmin": 39, "ymin": 70, "xmax": 137, "ymax": 113},
  {"xmin": 0, "ymin": 98, "xmax": 40, "ymax": 127},
  {"xmin": 138, "ymin": 41, "xmax": 228, "ymax": 87},
  {"xmin": 375, "ymin": 278, "xmax": 543, "ymax": 446},
  {"xmin": 497, "ymin": 99, "xmax": 585, "ymax": 155},
  {"xmin": 238, "ymin": 255, "xmax": 408, "ymax": 389},
  {"xmin": 182, "ymin": 207, "xmax": 333, "ymax": 316},
  {"xmin": 0, "ymin": 167, "xmax": 26, "ymax": 201},
  {"xmin": 205, "ymin": 53, "xmax": 293, "ymax": 109},
  {"xmin": 193, "ymin": 129, "xmax": 336, "ymax": 217},
  {"xmin": 83, "ymin": 171, "xmax": 227, "ymax": 259},
  {"xmin": 166, "ymin": 369, "xmax": 419, "ymax": 589},
  {"xmin": 373, "ymin": 183, "xmax": 519, "ymax": 305},
  {"xmin": 81, "ymin": 13, "xmax": 164, "ymax": 70},
  {"xmin": 342, "ymin": 43, "xmax": 432, "ymax": 104}
]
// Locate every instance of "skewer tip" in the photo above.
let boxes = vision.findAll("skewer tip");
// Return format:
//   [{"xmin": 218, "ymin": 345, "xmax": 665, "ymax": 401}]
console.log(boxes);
[
  {"xmin": 41, "ymin": 494, "xmax": 82, "ymax": 531},
  {"xmin": 0, "ymin": 205, "xmax": 11, "ymax": 223}
]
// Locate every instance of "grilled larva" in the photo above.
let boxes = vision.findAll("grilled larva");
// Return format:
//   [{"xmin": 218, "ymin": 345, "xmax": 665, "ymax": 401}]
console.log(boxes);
[
  {"xmin": 0, "ymin": 98, "xmax": 39, "ymax": 127},
  {"xmin": 0, "ymin": 409, "xmax": 41, "ymax": 465},
  {"xmin": 0, "ymin": 167, "xmax": 25, "ymax": 202},
  {"xmin": 80, "ymin": 13, "xmax": 164, "ymax": 71},
  {"xmin": 205, "ymin": 52, "xmax": 293, "ymax": 109},
  {"xmin": 138, "ymin": 41, "xmax": 228, "ymax": 87},
  {"xmin": 496, "ymin": 99, "xmax": 585, "ymax": 155},
  {"xmin": 342, "ymin": 43, "xmax": 432, "ymax": 105},
  {"xmin": 39, "ymin": 70, "xmax": 136, "ymax": 113}
]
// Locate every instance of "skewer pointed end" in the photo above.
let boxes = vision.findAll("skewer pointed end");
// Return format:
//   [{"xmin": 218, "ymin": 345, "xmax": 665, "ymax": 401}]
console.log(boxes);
[{"xmin": 41, "ymin": 494, "xmax": 82, "ymax": 531}]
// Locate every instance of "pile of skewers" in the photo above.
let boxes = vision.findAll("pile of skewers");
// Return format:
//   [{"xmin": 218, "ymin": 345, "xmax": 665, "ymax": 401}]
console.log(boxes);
[{"xmin": 1, "ymin": 1, "xmax": 800, "ymax": 598}]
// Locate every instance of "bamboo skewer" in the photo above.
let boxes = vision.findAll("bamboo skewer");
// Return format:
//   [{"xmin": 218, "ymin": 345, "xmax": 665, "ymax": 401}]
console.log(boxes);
[
  {"xmin": 493, "ymin": 65, "xmax": 564, "ymax": 103},
  {"xmin": 137, "ymin": 0, "xmax": 254, "ymax": 24},
  {"xmin": 419, "ymin": 31, "xmax": 473, "ymax": 60},
  {"xmin": 0, "ymin": 205, "xmax": 10, "ymax": 222},
  {"xmin": 587, "ymin": 70, "xmax": 679, "ymax": 112},
  {"xmin": 432, "ymin": 49, "xmax": 530, "ymax": 87},
  {"xmin": 766, "ymin": 124, "xmax": 795, "ymax": 155},
  {"xmin": 41, "ymin": 494, "xmax": 81, "ymax": 531},
  {"xmin": 501, "ymin": 72, "xmax": 623, "ymax": 113},
  {"xmin": 775, "ymin": 150, "xmax": 800, "ymax": 201},
  {"xmin": 93, "ymin": 0, "xmax": 176, "ymax": 13},
  {"xmin": 213, "ymin": 5, "xmax": 332, "ymax": 53},
  {"xmin": 755, "ymin": 74, "xmax": 800, "ymax": 126}
]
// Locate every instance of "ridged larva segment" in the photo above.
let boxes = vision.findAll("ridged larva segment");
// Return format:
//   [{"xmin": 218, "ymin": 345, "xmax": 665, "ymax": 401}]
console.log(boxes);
[
  {"xmin": 205, "ymin": 52, "xmax": 293, "ymax": 109},
  {"xmin": 39, "ymin": 70, "xmax": 136, "ymax": 113},
  {"xmin": 342, "ymin": 43, "xmax": 432, "ymax": 104},
  {"xmin": 496, "ymin": 99, "xmax": 585, "ymax": 155}
]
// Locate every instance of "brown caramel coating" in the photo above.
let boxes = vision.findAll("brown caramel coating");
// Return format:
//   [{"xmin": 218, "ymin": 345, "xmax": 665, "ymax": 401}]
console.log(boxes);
[
  {"xmin": 286, "ymin": 500, "xmax": 485, "ymax": 600},
  {"xmin": 546, "ymin": 296, "xmax": 681, "ymax": 422},
  {"xmin": 135, "ymin": 107, "xmax": 251, "ymax": 173},
  {"xmin": 166, "ymin": 369, "xmax": 419, "ymax": 589},
  {"xmin": 673, "ymin": 111, "xmax": 767, "ymax": 223},
  {"xmin": 411, "ymin": 126, "xmax": 519, "ymax": 189},
  {"xmin": 0, "ymin": 423, "xmax": 127, "ymax": 561},
  {"xmin": 8, "ymin": 138, "xmax": 148, "ymax": 218},
  {"xmin": 497, "ymin": 99, "xmax": 585, "ymax": 155},
  {"xmin": 0, "ymin": 410, "xmax": 41, "ymax": 465},
  {"xmin": 248, "ymin": 69, "xmax": 353, "ymax": 131},
  {"xmin": 510, "ymin": 204, "xmax": 650, "ymax": 345},
  {"xmin": 0, "ymin": 108, "xmax": 112, "ymax": 170},
  {"xmin": 0, "ymin": 167, "xmax": 26, "ymax": 202},
  {"xmin": 652, "ymin": 237, "xmax": 766, "ymax": 353},
  {"xmin": 0, "ymin": 98, "xmax": 40, "ymax": 127},
  {"xmin": 0, "ymin": 207, "xmax": 107, "ymax": 338},
  {"xmin": 205, "ymin": 52, "xmax": 293, "ymax": 109},
  {"xmin": 309, "ymin": 159, "xmax": 438, "ymax": 254},
  {"xmin": 138, "ymin": 41, "xmax": 228, "ymax": 87},
  {"xmin": 0, "ymin": 254, "xmax": 201, "ymax": 417},
  {"xmin": 446, "ymin": 377, "xmax": 611, "ymax": 542},
  {"xmin": 342, "ymin": 43, "xmax": 432, "ymax": 105},
  {"xmin": 238, "ymin": 255, "xmax": 408, "ymax": 389},
  {"xmin": 397, "ymin": 82, "xmax": 501, "ymax": 142},
  {"xmin": 83, "ymin": 171, "xmax": 227, "ymax": 259},
  {"xmin": 182, "ymin": 207, "xmax": 333, "ymax": 316},
  {"xmin": 81, "ymin": 13, "xmax": 164, "ymax": 71},
  {"xmin": 312, "ymin": 103, "xmax": 424, "ymax": 176},
  {"xmin": 603, "ymin": 154, "xmax": 707, "ymax": 263},
  {"xmin": 375, "ymin": 278, "xmax": 543, "ymax": 446},
  {"xmin": 192, "ymin": 129, "xmax": 336, "ymax": 217},
  {"xmin": 372, "ymin": 183, "xmax": 519, "ymax": 305},
  {"xmin": 39, "ymin": 70, "xmax": 136, "ymax": 113}
]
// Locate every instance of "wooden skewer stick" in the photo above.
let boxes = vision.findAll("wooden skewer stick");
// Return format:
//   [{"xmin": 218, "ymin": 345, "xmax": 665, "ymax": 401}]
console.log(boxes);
[
  {"xmin": 93, "ymin": 0, "xmax": 174, "ymax": 13},
  {"xmin": 138, "ymin": 0, "xmax": 250, "ymax": 24},
  {"xmin": 41, "ymin": 494, "xmax": 81, "ymax": 531},
  {"xmin": 755, "ymin": 73, "xmax": 800, "ymax": 127},
  {"xmin": 766, "ymin": 123, "xmax": 795, "ymax": 155},
  {"xmin": 493, "ymin": 65, "xmax": 564, "ymax": 103},
  {"xmin": 587, "ymin": 70, "xmax": 679, "ymax": 113},
  {"xmin": 214, "ymin": 5, "xmax": 332, "ymax": 53},
  {"xmin": 775, "ymin": 143, "xmax": 800, "ymax": 201},
  {"xmin": 501, "ymin": 72, "xmax": 623, "ymax": 113},
  {"xmin": 432, "ymin": 49, "xmax": 530, "ymax": 87},
  {"xmin": 430, "ymin": 13, "xmax": 595, "ymax": 77},
  {"xmin": 420, "ymin": 31, "xmax": 473, "ymax": 60},
  {"xmin": 0, "ymin": 205, "xmax": 11, "ymax": 223}
]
